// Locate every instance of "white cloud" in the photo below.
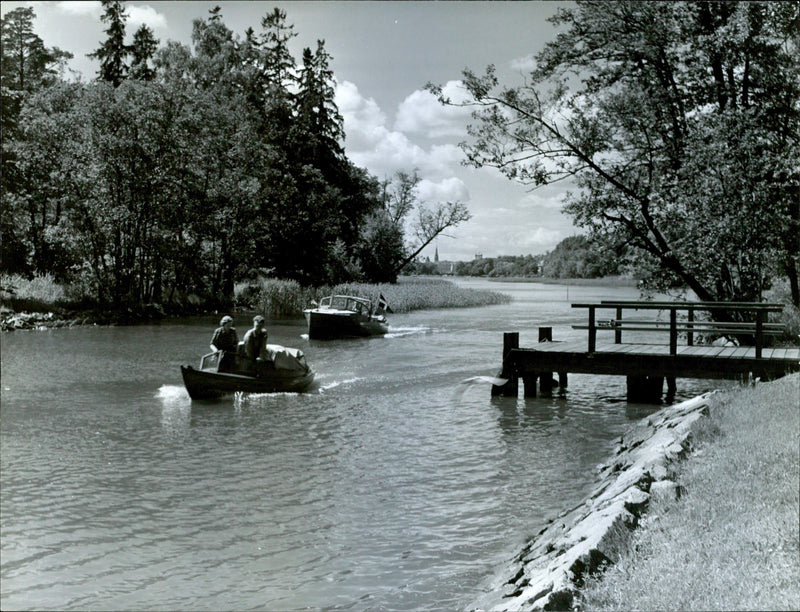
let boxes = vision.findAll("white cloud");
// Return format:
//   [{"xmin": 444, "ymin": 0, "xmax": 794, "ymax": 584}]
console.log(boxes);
[
  {"xmin": 56, "ymin": 1, "xmax": 101, "ymax": 17},
  {"xmin": 128, "ymin": 5, "xmax": 168, "ymax": 29},
  {"xmin": 55, "ymin": 2, "xmax": 166, "ymax": 29},
  {"xmin": 417, "ymin": 177, "xmax": 469, "ymax": 203},
  {"xmin": 337, "ymin": 80, "xmax": 466, "ymax": 179},
  {"xmin": 394, "ymin": 80, "xmax": 472, "ymax": 137},
  {"xmin": 510, "ymin": 54, "xmax": 537, "ymax": 73}
]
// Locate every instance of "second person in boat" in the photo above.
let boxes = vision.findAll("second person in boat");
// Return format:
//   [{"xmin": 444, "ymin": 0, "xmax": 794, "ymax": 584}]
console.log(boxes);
[{"xmin": 243, "ymin": 315, "xmax": 272, "ymax": 376}]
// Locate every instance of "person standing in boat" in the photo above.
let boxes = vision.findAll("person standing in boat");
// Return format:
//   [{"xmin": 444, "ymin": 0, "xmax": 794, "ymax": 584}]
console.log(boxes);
[
  {"xmin": 210, "ymin": 315, "xmax": 239, "ymax": 372},
  {"xmin": 243, "ymin": 315, "xmax": 271, "ymax": 375}
]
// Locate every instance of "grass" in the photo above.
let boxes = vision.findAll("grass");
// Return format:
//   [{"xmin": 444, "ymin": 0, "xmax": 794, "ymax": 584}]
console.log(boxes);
[
  {"xmin": 235, "ymin": 276, "xmax": 512, "ymax": 317},
  {"xmin": 579, "ymin": 372, "xmax": 800, "ymax": 611},
  {"xmin": 0, "ymin": 273, "xmax": 68, "ymax": 313}
]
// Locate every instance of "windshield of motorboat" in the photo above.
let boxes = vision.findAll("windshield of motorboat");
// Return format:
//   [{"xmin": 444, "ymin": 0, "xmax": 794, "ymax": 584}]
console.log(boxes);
[{"xmin": 327, "ymin": 295, "xmax": 372, "ymax": 313}]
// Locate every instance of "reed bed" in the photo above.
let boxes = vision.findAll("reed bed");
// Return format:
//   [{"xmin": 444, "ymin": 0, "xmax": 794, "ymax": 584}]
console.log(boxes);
[
  {"xmin": 579, "ymin": 373, "xmax": 800, "ymax": 611},
  {"xmin": 235, "ymin": 276, "xmax": 511, "ymax": 318},
  {"xmin": 0, "ymin": 273, "xmax": 68, "ymax": 313}
]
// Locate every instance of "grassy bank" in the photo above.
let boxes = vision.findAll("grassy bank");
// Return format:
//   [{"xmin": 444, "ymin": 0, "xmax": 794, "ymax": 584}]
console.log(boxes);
[{"xmin": 580, "ymin": 373, "xmax": 800, "ymax": 611}]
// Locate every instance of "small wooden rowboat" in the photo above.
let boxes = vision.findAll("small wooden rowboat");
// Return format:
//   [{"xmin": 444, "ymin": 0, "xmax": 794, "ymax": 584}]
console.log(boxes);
[
  {"xmin": 304, "ymin": 295, "xmax": 389, "ymax": 339},
  {"xmin": 181, "ymin": 345, "xmax": 315, "ymax": 400}
]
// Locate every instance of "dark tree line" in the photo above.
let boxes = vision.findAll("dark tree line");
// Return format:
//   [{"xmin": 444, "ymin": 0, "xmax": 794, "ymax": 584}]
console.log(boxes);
[
  {"xmin": 443, "ymin": 235, "xmax": 624, "ymax": 278},
  {"xmin": 1, "ymin": 2, "xmax": 469, "ymax": 311}
]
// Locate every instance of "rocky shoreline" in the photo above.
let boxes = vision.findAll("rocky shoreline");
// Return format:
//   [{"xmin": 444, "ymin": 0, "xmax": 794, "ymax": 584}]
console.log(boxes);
[
  {"xmin": 470, "ymin": 392, "xmax": 715, "ymax": 611},
  {"xmin": 0, "ymin": 304, "xmax": 173, "ymax": 331}
]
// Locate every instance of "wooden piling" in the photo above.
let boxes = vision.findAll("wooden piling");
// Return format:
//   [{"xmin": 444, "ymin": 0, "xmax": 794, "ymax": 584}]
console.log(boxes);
[
  {"xmin": 626, "ymin": 375, "xmax": 664, "ymax": 403},
  {"xmin": 522, "ymin": 373, "xmax": 537, "ymax": 397},
  {"xmin": 491, "ymin": 332, "xmax": 519, "ymax": 397},
  {"xmin": 538, "ymin": 327, "xmax": 553, "ymax": 396}
]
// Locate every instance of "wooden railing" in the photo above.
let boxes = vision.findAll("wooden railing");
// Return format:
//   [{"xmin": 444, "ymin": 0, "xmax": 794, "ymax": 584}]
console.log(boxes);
[{"xmin": 571, "ymin": 301, "xmax": 786, "ymax": 358}]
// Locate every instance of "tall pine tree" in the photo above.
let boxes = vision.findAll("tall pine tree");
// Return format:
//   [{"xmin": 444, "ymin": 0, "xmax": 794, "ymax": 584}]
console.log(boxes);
[{"xmin": 89, "ymin": 0, "xmax": 129, "ymax": 87}]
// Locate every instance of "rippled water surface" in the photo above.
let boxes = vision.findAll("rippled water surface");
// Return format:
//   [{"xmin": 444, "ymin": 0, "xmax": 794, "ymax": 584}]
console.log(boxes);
[{"xmin": 1, "ymin": 280, "xmax": 724, "ymax": 610}]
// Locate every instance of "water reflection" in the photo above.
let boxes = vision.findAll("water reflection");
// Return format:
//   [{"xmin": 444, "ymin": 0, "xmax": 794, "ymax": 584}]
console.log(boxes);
[{"xmin": 157, "ymin": 385, "xmax": 191, "ymax": 438}]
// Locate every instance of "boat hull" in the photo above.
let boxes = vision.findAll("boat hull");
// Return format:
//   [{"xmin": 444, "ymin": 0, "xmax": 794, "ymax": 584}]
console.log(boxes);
[
  {"xmin": 181, "ymin": 365, "xmax": 315, "ymax": 400},
  {"xmin": 305, "ymin": 310, "xmax": 389, "ymax": 339}
]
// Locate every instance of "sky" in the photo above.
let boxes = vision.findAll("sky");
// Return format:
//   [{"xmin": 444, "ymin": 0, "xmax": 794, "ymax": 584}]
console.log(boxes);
[{"xmin": 2, "ymin": 1, "xmax": 580, "ymax": 261}]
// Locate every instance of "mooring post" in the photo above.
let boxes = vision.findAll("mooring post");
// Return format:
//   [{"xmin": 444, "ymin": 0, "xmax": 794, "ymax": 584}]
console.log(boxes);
[
  {"xmin": 755, "ymin": 310, "xmax": 764, "ymax": 359},
  {"xmin": 522, "ymin": 373, "xmax": 537, "ymax": 398},
  {"xmin": 538, "ymin": 327, "xmax": 554, "ymax": 396},
  {"xmin": 666, "ymin": 376, "xmax": 677, "ymax": 398},
  {"xmin": 491, "ymin": 332, "xmax": 519, "ymax": 397},
  {"xmin": 626, "ymin": 375, "xmax": 664, "ymax": 403}
]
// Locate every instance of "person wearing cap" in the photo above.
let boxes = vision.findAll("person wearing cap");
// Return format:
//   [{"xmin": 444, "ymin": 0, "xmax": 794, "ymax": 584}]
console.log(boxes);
[
  {"xmin": 210, "ymin": 316, "xmax": 239, "ymax": 373},
  {"xmin": 211, "ymin": 315, "xmax": 239, "ymax": 353},
  {"xmin": 243, "ymin": 315, "xmax": 270, "ymax": 375}
]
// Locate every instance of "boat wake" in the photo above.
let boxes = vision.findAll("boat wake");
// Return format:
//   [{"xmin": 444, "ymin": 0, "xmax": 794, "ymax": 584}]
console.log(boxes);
[
  {"xmin": 157, "ymin": 384, "xmax": 190, "ymax": 401},
  {"xmin": 451, "ymin": 375, "xmax": 510, "ymax": 404},
  {"xmin": 317, "ymin": 377, "xmax": 363, "ymax": 392},
  {"xmin": 460, "ymin": 375, "xmax": 510, "ymax": 386},
  {"xmin": 385, "ymin": 326, "xmax": 431, "ymax": 338}
]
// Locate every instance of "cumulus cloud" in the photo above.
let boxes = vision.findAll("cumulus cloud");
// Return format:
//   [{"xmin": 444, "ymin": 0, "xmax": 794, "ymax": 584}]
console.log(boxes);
[
  {"xmin": 56, "ymin": 1, "xmax": 102, "ymax": 16},
  {"xmin": 336, "ymin": 80, "xmax": 466, "ymax": 179},
  {"xmin": 510, "ymin": 54, "xmax": 537, "ymax": 73},
  {"xmin": 128, "ymin": 5, "xmax": 168, "ymax": 29},
  {"xmin": 417, "ymin": 177, "xmax": 469, "ymax": 203},
  {"xmin": 394, "ymin": 80, "xmax": 472, "ymax": 137},
  {"xmin": 56, "ymin": 2, "xmax": 166, "ymax": 29}
]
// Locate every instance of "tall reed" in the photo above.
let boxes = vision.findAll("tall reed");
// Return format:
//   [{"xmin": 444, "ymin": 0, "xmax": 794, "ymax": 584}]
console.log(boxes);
[{"xmin": 234, "ymin": 277, "xmax": 511, "ymax": 318}]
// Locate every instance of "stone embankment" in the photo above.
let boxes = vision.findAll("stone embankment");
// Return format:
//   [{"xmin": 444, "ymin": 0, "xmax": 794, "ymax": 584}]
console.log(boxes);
[{"xmin": 471, "ymin": 392, "xmax": 715, "ymax": 611}]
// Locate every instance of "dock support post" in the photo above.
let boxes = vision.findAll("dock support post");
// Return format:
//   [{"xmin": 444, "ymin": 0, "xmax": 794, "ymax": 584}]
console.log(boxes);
[
  {"xmin": 491, "ymin": 332, "xmax": 519, "ymax": 397},
  {"xmin": 626, "ymin": 375, "xmax": 664, "ymax": 403},
  {"xmin": 666, "ymin": 376, "xmax": 677, "ymax": 399},
  {"xmin": 522, "ymin": 374, "xmax": 537, "ymax": 397},
  {"xmin": 538, "ymin": 327, "xmax": 554, "ymax": 397},
  {"xmin": 558, "ymin": 372, "xmax": 569, "ymax": 392},
  {"xmin": 540, "ymin": 375, "xmax": 555, "ymax": 397}
]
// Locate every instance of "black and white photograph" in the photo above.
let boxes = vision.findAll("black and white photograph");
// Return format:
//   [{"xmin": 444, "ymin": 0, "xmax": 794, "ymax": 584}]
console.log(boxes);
[{"xmin": 1, "ymin": 1, "xmax": 798, "ymax": 610}]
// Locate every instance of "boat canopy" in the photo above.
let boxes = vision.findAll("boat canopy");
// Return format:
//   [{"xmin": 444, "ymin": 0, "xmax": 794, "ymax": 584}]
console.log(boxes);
[
  {"xmin": 319, "ymin": 295, "xmax": 373, "ymax": 313},
  {"xmin": 265, "ymin": 344, "xmax": 308, "ymax": 371}
]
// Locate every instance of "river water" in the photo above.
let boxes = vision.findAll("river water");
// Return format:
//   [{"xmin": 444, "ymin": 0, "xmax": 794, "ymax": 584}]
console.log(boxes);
[{"xmin": 1, "ymin": 279, "xmax": 724, "ymax": 611}]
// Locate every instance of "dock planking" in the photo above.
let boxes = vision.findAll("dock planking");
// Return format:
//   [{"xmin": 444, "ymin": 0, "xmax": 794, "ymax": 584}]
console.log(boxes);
[{"xmin": 493, "ymin": 301, "xmax": 800, "ymax": 401}]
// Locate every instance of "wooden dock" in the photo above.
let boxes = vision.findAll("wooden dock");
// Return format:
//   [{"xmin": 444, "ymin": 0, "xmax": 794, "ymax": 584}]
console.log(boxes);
[{"xmin": 492, "ymin": 301, "xmax": 800, "ymax": 402}]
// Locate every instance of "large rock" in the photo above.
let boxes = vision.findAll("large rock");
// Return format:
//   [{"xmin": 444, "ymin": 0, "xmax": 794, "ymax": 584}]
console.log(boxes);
[{"xmin": 471, "ymin": 392, "xmax": 715, "ymax": 611}]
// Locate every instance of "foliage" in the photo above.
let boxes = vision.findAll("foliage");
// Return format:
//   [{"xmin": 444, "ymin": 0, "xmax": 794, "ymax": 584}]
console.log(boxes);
[
  {"xmin": 0, "ymin": 272, "xmax": 65, "ymax": 304},
  {"xmin": 539, "ymin": 235, "xmax": 627, "ymax": 279},
  {"xmin": 444, "ymin": 235, "xmax": 627, "ymax": 279},
  {"xmin": 88, "ymin": 0, "xmax": 129, "ymax": 86},
  {"xmin": 454, "ymin": 255, "xmax": 541, "ymax": 278},
  {"xmin": 359, "ymin": 170, "xmax": 472, "ymax": 282},
  {"xmin": 0, "ymin": 4, "xmax": 470, "ymax": 313},
  {"xmin": 432, "ymin": 1, "xmax": 800, "ymax": 310}
]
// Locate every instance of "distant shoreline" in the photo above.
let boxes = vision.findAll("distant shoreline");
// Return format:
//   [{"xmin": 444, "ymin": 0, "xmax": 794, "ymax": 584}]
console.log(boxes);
[{"xmin": 479, "ymin": 275, "xmax": 639, "ymax": 287}]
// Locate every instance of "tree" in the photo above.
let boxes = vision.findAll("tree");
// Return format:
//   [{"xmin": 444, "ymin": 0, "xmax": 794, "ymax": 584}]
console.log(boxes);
[
  {"xmin": 129, "ymin": 24, "xmax": 158, "ymax": 81},
  {"xmin": 89, "ymin": 0, "xmax": 129, "ymax": 87},
  {"xmin": 1, "ymin": 7, "xmax": 72, "ymax": 91},
  {"xmin": 432, "ymin": 1, "xmax": 800, "ymax": 308},
  {"xmin": 359, "ymin": 170, "xmax": 471, "ymax": 281},
  {"xmin": 1, "ymin": 6, "xmax": 73, "ymax": 274}
]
